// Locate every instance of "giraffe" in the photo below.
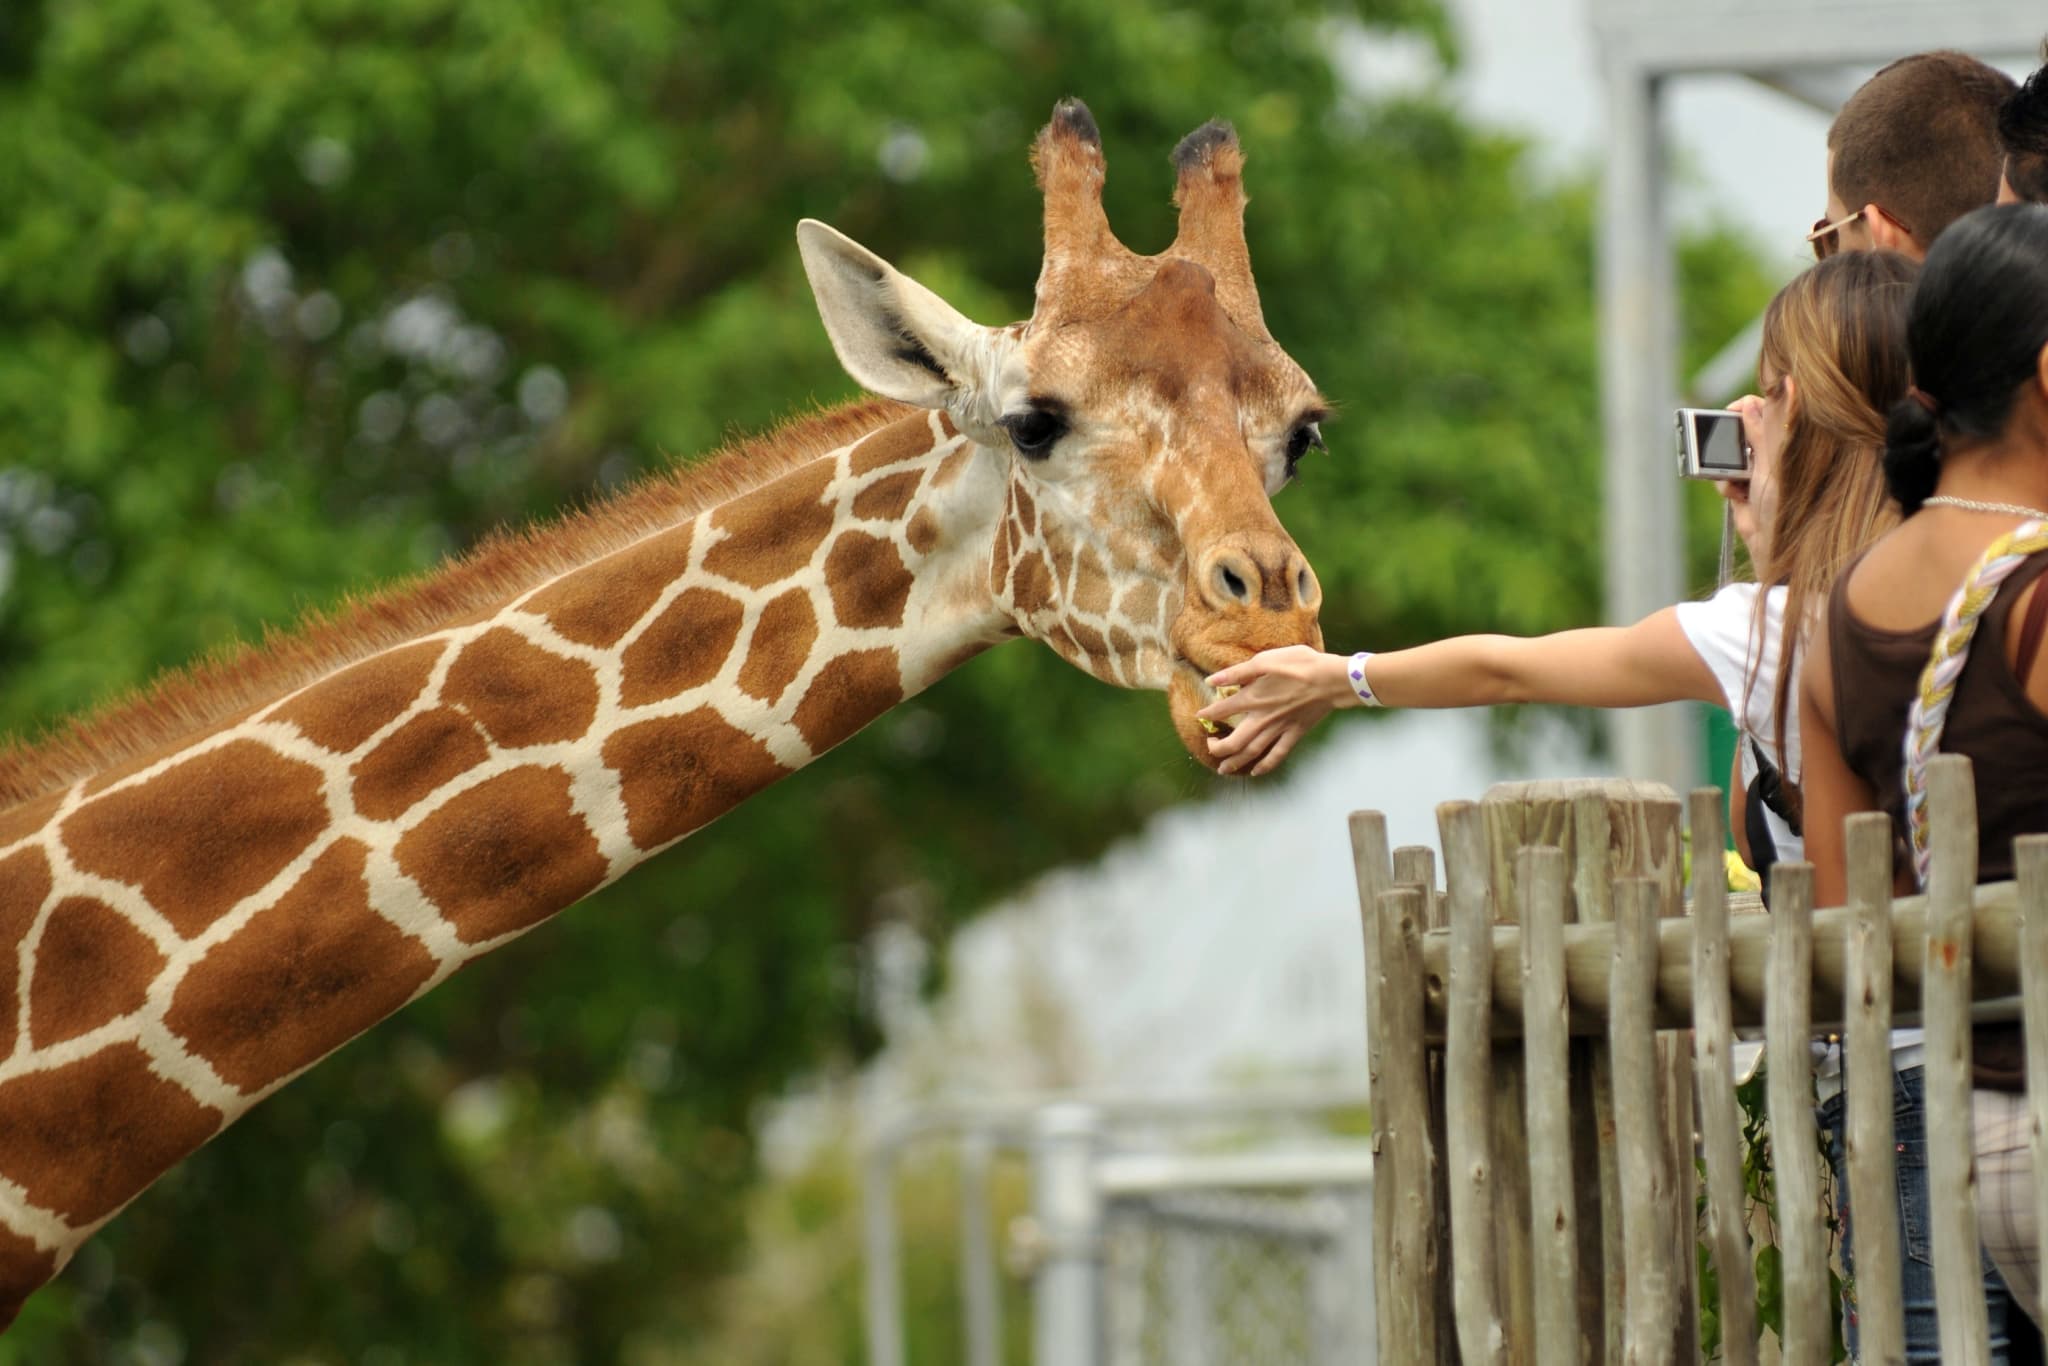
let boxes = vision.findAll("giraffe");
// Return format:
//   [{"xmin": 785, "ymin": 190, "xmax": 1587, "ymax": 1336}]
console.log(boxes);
[{"xmin": 0, "ymin": 99, "xmax": 1327, "ymax": 1325}]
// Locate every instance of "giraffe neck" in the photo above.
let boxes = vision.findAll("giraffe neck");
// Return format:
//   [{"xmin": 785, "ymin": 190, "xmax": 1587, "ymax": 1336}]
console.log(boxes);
[{"xmin": 0, "ymin": 404, "xmax": 1008, "ymax": 1318}]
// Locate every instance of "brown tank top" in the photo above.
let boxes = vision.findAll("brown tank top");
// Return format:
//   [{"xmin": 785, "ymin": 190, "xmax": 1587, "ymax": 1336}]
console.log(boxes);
[
  {"xmin": 1828, "ymin": 548, "xmax": 2048, "ymax": 1089},
  {"xmin": 1828, "ymin": 548, "xmax": 2048, "ymax": 884}
]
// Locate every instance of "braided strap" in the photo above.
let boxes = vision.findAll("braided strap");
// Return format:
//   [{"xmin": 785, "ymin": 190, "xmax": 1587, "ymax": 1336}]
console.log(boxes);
[{"xmin": 1904, "ymin": 519, "xmax": 2048, "ymax": 885}]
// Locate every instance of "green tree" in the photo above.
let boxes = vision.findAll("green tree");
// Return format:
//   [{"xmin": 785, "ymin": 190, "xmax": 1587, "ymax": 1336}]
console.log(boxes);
[{"xmin": 0, "ymin": 0, "xmax": 1772, "ymax": 1359}]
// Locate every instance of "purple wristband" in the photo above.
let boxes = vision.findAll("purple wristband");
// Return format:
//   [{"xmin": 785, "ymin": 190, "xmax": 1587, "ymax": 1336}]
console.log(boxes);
[{"xmin": 1348, "ymin": 651, "xmax": 1383, "ymax": 708}]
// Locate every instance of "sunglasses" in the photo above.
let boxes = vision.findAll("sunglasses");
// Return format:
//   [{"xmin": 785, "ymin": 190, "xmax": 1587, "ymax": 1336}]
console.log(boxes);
[
  {"xmin": 1806, "ymin": 210, "xmax": 1863, "ymax": 259},
  {"xmin": 1806, "ymin": 207, "xmax": 1915, "ymax": 260}
]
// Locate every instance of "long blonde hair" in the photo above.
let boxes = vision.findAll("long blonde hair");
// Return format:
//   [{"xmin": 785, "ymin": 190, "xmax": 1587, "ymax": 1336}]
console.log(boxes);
[{"xmin": 1750, "ymin": 251, "xmax": 1917, "ymax": 797}]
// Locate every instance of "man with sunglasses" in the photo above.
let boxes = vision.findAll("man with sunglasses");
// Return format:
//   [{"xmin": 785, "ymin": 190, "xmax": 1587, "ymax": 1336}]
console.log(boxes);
[{"xmin": 1810, "ymin": 50, "xmax": 2016, "ymax": 260}]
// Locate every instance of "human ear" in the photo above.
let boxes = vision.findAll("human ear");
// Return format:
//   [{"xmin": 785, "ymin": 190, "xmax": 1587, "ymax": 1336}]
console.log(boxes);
[{"xmin": 1864, "ymin": 205, "xmax": 1919, "ymax": 258}]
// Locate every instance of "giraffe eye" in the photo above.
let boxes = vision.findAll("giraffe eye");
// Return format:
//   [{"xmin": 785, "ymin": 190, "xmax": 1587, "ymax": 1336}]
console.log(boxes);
[
  {"xmin": 1001, "ymin": 407, "xmax": 1066, "ymax": 459},
  {"xmin": 1283, "ymin": 421, "xmax": 1325, "ymax": 477}
]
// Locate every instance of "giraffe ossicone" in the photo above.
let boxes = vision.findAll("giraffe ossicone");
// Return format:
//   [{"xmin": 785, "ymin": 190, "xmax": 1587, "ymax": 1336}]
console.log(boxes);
[{"xmin": 0, "ymin": 98, "xmax": 1326, "ymax": 1327}]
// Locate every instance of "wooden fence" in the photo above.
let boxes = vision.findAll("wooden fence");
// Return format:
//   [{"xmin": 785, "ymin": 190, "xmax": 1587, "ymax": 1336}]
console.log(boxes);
[{"xmin": 1352, "ymin": 754, "xmax": 2048, "ymax": 1365}]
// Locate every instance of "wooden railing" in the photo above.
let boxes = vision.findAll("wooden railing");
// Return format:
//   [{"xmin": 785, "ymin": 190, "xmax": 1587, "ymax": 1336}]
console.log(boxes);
[{"xmin": 1351, "ymin": 754, "xmax": 2048, "ymax": 1365}]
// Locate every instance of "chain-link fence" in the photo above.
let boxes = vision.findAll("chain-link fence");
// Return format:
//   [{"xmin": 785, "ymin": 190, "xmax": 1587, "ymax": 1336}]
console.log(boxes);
[
  {"xmin": 863, "ymin": 1091, "xmax": 1376, "ymax": 1366},
  {"xmin": 1103, "ymin": 1187, "xmax": 1371, "ymax": 1366}
]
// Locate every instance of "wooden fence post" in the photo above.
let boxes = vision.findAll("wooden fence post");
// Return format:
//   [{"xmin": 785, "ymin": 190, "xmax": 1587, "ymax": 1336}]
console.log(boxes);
[
  {"xmin": 1442, "ymin": 801, "xmax": 1508, "ymax": 1362},
  {"xmin": 1765, "ymin": 862, "xmax": 1829, "ymax": 1361},
  {"xmin": 1843, "ymin": 812, "xmax": 1904, "ymax": 1362},
  {"xmin": 1613, "ymin": 876, "xmax": 1676, "ymax": 1366},
  {"xmin": 2018, "ymin": 832, "xmax": 2048, "ymax": 1335},
  {"xmin": 1687, "ymin": 789, "xmax": 1757, "ymax": 1366},
  {"xmin": 1369, "ymin": 881, "xmax": 1444, "ymax": 1363},
  {"xmin": 1521, "ymin": 844, "xmax": 1580, "ymax": 1366},
  {"xmin": 1923, "ymin": 755, "xmax": 1990, "ymax": 1365},
  {"xmin": 1349, "ymin": 809, "xmax": 1395, "ymax": 1354}
]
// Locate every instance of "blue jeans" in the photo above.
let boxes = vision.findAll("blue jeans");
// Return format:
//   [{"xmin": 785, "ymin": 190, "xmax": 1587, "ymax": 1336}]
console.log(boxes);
[{"xmin": 1818, "ymin": 1064, "xmax": 2018, "ymax": 1364}]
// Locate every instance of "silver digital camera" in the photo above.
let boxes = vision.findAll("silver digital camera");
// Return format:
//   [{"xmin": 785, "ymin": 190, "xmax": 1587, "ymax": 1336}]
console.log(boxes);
[{"xmin": 1674, "ymin": 407, "xmax": 1750, "ymax": 480}]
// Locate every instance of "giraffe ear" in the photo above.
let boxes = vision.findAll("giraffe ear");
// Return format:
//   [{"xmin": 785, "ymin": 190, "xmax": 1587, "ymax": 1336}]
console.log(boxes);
[{"xmin": 798, "ymin": 219, "xmax": 990, "ymax": 412}]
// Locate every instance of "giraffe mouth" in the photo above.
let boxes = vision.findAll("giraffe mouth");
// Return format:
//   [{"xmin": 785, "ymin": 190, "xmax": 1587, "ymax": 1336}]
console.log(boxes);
[{"xmin": 1168, "ymin": 661, "xmax": 1240, "ymax": 764}]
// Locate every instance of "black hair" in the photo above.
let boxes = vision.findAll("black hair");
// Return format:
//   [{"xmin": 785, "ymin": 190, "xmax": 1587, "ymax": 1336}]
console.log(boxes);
[
  {"xmin": 1884, "ymin": 203, "xmax": 2048, "ymax": 512},
  {"xmin": 2000, "ymin": 44, "xmax": 2048, "ymax": 202}
]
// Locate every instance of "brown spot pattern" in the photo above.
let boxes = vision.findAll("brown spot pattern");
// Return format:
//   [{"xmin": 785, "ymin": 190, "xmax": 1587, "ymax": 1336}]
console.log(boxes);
[
  {"xmin": 394, "ymin": 767, "xmax": 607, "ymax": 945},
  {"xmin": 849, "ymin": 415, "xmax": 938, "ymax": 475},
  {"xmin": 0, "ymin": 848, "xmax": 52, "ymax": 1058},
  {"xmin": 1012, "ymin": 552, "xmax": 1056, "ymax": 615},
  {"xmin": 350, "ymin": 709, "xmax": 490, "ymax": 821},
  {"xmin": 274, "ymin": 642, "xmax": 441, "ymax": 753},
  {"xmin": 0, "ymin": 792, "xmax": 60, "ymax": 852},
  {"xmin": 64, "ymin": 742, "xmax": 327, "ymax": 938},
  {"xmin": 443, "ymin": 628, "xmax": 599, "ymax": 749},
  {"xmin": 524, "ymin": 523, "xmax": 693, "ymax": 648},
  {"xmin": 167, "ymin": 840, "xmax": 436, "ymax": 1092},
  {"xmin": 1118, "ymin": 581, "xmax": 1160, "ymax": 624},
  {"xmin": 602, "ymin": 710, "xmax": 789, "ymax": 850},
  {"xmin": 620, "ymin": 589, "xmax": 746, "ymax": 708},
  {"xmin": 28, "ymin": 897, "xmax": 164, "ymax": 1049},
  {"xmin": 1012, "ymin": 487, "xmax": 1037, "ymax": 536},
  {"xmin": 791, "ymin": 650, "xmax": 903, "ymax": 754},
  {"xmin": 931, "ymin": 445, "xmax": 974, "ymax": 487},
  {"xmin": 906, "ymin": 507, "xmax": 941, "ymax": 556},
  {"xmin": 738, "ymin": 591, "xmax": 817, "ymax": 705},
  {"xmin": 0, "ymin": 1223, "xmax": 56, "ymax": 1333},
  {"xmin": 1068, "ymin": 621, "xmax": 1108, "ymax": 659},
  {"xmin": 1072, "ymin": 549, "xmax": 1112, "ymax": 616},
  {"xmin": 826, "ymin": 533, "xmax": 915, "ymax": 631},
  {"xmin": 0, "ymin": 1042, "xmax": 221, "ymax": 1225},
  {"xmin": 703, "ymin": 460, "xmax": 836, "ymax": 588},
  {"xmin": 852, "ymin": 471, "xmax": 923, "ymax": 522}
]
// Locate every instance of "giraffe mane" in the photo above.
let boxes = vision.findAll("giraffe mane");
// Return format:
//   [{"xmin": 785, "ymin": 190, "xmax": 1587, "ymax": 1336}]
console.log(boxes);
[{"xmin": 0, "ymin": 395, "xmax": 918, "ymax": 811}]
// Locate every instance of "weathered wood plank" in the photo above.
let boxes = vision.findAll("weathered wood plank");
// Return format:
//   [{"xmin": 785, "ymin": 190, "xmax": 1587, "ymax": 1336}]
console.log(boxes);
[
  {"xmin": 1521, "ymin": 844, "xmax": 1580, "ymax": 1366},
  {"xmin": 2018, "ymin": 833, "xmax": 2048, "ymax": 1336},
  {"xmin": 1843, "ymin": 812, "xmax": 1904, "ymax": 1364},
  {"xmin": 1374, "ymin": 885, "xmax": 1443, "ymax": 1363},
  {"xmin": 1923, "ymin": 755, "xmax": 1989, "ymax": 1365},
  {"xmin": 1349, "ymin": 809, "xmax": 1396, "ymax": 1358},
  {"xmin": 1612, "ymin": 876, "xmax": 1673, "ymax": 1366},
  {"xmin": 1414, "ymin": 887, "xmax": 2030, "ymax": 1039},
  {"xmin": 1442, "ymin": 801, "xmax": 1507, "ymax": 1363},
  {"xmin": 1765, "ymin": 862, "xmax": 1829, "ymax": 1362},
  {"xmin": 1687, "ymin": 789, "xmax": 1757, "ymax": 1366}
]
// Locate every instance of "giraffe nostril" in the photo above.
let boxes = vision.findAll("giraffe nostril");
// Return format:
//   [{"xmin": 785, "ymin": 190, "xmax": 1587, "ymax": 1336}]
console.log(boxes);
[
  {"xmin": 1296, "ymin": 567, "xmax": 1312, "ymax": 604},
  {"xmin": 1217, "ymin": 565, "xmax": 1249, "ymax": 602}
]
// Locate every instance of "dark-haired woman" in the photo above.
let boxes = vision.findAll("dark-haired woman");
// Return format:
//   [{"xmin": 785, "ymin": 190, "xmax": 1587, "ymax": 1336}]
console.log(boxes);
[{"xmin": 1804, "ymin": 201, "xmax": 2048, "ymax": 1341}]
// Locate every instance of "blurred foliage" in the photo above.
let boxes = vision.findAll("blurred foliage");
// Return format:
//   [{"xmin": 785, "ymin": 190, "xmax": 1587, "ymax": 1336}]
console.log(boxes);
[{"xmin": 0, "ymin": 0, "xmax": 1774, "ymax": 1360}]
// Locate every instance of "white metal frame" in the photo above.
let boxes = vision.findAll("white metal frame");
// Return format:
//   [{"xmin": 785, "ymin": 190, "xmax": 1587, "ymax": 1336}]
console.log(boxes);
[{"xmin": 861, "ymin": 1086, "xmax": 1374, "ymax": 1366}]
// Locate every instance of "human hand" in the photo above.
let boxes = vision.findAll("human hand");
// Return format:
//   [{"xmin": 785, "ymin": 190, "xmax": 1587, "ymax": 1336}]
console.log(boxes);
[
  {"xmin": 1720, "ymin": 395, "xmax": 1764, "ymax": 558},
  {"xmin": 1196, "ymin": 645, "xmax": 1350, "ymax": 776}
]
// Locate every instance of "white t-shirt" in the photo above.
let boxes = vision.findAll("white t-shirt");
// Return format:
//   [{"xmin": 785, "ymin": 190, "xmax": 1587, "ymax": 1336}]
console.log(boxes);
[
  {"xmin": 1675, "ymin": 582, "xmax": 1924, "ymax": 1085},
  {"xmin": 1675, "ymin": 582, "xmax": 1803, "ymax": 864}
]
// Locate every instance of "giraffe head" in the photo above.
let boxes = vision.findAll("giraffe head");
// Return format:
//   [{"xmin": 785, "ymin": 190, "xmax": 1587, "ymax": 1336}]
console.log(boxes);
[{"xmin": 799, "ymin": 99, "xmax": 1325, "ymax": 767}]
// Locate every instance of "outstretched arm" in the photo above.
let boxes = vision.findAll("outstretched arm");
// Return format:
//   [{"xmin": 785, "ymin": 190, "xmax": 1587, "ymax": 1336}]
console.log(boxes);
[{"xmin": 1199, "ymin": 606, "xmax": 1725, "ymax": 776}]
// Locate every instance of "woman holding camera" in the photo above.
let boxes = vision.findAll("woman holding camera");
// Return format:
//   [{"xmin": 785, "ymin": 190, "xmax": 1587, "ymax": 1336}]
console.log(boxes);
[{"xmin": 1801, "ymin": 203, "xmax": 2048, "ymax": 1334}]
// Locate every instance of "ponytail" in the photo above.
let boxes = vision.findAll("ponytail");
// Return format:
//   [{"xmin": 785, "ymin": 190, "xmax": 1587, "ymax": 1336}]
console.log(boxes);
[{"xmin": 1883, "ymin": 394, "xmax": 1942, "ymax": 514}]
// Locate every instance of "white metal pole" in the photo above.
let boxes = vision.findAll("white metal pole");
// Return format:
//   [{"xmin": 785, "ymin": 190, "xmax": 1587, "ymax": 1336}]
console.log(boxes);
[
  {"xmin": 864, "ymin": 1142, "xmax": 906, "ymax": 1366},
  {"xmin": 1597, "ymin": 58, "xmax": 1696, "ymax": 794},
  {"xmin": 959, "ymin": 1128, "xmax": 1003, "ymax": 1366},
  {"xmin": 1032, "ymin": 1103, "xmax": 1105, "ymax": 1366}
]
